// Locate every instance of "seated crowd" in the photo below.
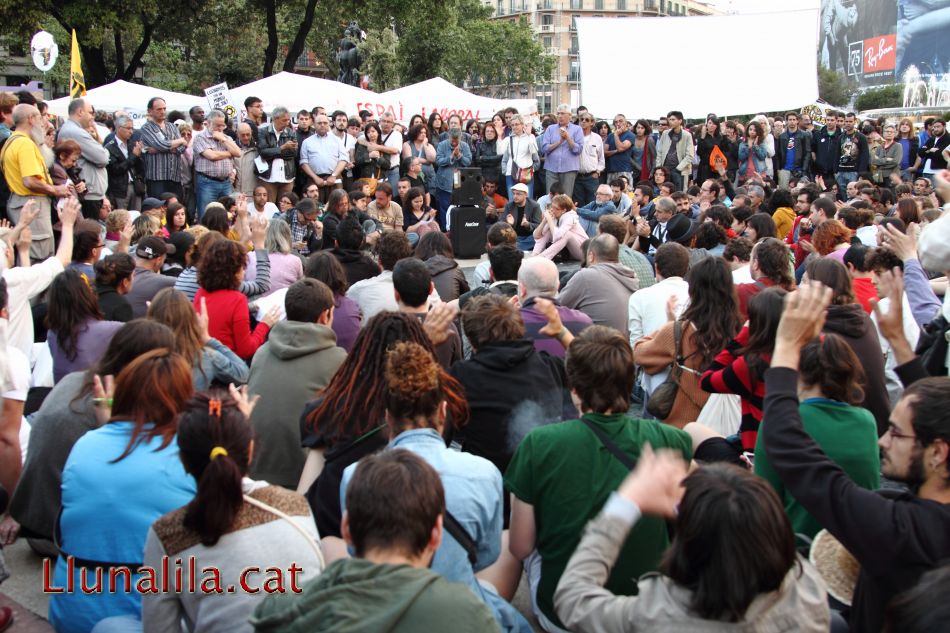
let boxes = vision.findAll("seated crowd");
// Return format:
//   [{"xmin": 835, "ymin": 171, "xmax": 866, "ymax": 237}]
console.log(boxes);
[{"xmin": 0, "ymin": 91, "xmax": 949, "ymax": 633}]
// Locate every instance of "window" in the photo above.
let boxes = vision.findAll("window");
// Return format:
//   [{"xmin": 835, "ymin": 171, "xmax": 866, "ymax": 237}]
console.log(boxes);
[
  {"xmin": 570, "ymin": 0, "xmax": 583, "ymax": 9},
  {"xmin": 594, "ymin": 0, "xmax": 603, "ymax": 8},
  {"xmin": 568, "ymin": 61, "xmax": 580, "ymax": 82},
  {"xmin": 543, "ymin": 36, "xmax": 553, "ymax": 48},
  {"xmin": 617, "ymin": 0, "xmax": 626, "ymax": 8},
  {"xmin": 645, "ymin": 0, "xmax": 656, "ymax": 8},
  {"xmin": 542, "ymin": 14, "xmax": 554, "ymax": 25},
  {"xmin": 660, "ymin": 0, "xmax": 665, "ymax": 12},
  {"xmin": 570, "ymin": 35, "xmax": 578, "ymax": 53},
  {"xmin": 570, "ymin": 14, "xmax": 579, "ymax": 30}
]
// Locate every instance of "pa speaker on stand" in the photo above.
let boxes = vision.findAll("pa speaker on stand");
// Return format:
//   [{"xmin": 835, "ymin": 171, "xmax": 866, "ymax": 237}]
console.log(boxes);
[{"xmin": 453, "ymin": 167, "xmax": 483, "ymax": 206}]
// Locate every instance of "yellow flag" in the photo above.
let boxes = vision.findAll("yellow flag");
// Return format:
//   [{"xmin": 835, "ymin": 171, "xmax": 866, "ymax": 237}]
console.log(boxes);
[{"xmin": 69, "ymin": 30, "xmax": 86, "ymax": 98}]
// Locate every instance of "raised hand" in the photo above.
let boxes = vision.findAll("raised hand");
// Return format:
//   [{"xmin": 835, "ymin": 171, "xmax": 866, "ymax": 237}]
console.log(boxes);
[
  {"xmin": 617, "ymin": 444, "xmax": 688, "ymax": 517},
  {"xmin": 772, "ymin": 282, "xmax": 832, "ymax": 369},
  {"xmin": 228, "ymin": 383, "xmax": 260, "ymax": 419},
  {"xmin": 423, "ymin": 301, "xmax": 459, "ymax": 347}
]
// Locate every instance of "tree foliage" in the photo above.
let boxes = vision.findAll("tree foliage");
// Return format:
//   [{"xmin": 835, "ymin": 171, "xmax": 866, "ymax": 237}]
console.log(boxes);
[
  {"xmin": 818, "ymin": 65, "xmax": 857, "ymax": 108},
  {"xmin": 854, "ymin": 84, "xmax": 903, "ymax": 111},
  {"xmin": 0, "ymin": 0, "xmax": 555, "ymax": 97}
]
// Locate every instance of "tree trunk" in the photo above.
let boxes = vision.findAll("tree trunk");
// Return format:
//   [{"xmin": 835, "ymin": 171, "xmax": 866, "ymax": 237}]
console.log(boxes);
[
  {"xmin": 262, "ymin": 0, "xmax": 278, "ymax": 77},
  {"xmin": 114, "ymin": 31, "xmax": 125, "ymax": 75},
  {"xmin": 121, "ymin": 21, "xmax": 155, "ymax": 81},
  {"xmin": 282, "ymin": 0, "xmax": 320, "ymax": 72}
]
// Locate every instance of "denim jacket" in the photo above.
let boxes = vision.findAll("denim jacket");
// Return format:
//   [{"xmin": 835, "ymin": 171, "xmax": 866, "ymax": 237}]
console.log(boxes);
[
  {"xmin": 341, "ymin": 428, "xmax": 532, "ymax": 633},
  {"xmin": 434, "ymin": 139, "xmax": 472, "ymax": 192},
  {"xmin": 738, "ymin": 141, "xmax": 769, "ymax": 177}
]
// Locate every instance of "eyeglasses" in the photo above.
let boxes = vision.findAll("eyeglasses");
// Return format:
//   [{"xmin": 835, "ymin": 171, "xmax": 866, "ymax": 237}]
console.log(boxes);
[{"xmin": 885, "ymin": 423, "xmax": 917, "ymax": 442}]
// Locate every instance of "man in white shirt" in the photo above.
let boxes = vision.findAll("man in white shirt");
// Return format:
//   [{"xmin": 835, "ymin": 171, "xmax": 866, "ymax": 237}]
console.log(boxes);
[
  {"xmin": 299, "ymin": 114, "xmax": 349, "ymax": 204},
  {"xmin": 628, "ymin": 242, "xmax": 690, "ymax": 398},
  {"xmin": 377, "ymin": 112, "xmax": 403, "ymax": 190},
  {"xmin": 249, "ymin": 185, "xmax": 279, "ymax": 221},
  {"xmin": 574, "ymin": 112, "xmax": 605, "ymax": 206},
  {"xmin": 1, "ymin": 197, "xmax": 78, "ymax": 361}
]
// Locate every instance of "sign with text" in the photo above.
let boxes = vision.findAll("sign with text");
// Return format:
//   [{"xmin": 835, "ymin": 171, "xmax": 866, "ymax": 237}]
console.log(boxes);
[{"xmin": 204, "ymin": 82, "xmax": 238, "ymax": 120}]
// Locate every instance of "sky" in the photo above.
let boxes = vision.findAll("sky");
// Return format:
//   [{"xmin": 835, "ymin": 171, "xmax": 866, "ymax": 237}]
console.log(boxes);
[{"xmin": 704, "ymin": 0, "xmax": 819, "ymax": 14}]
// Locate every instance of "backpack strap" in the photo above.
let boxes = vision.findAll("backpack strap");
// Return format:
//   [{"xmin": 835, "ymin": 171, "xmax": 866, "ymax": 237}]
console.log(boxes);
[
  {"xmin": 443, "ymin": 511, "xmax": 478, "ymax": 565},
  {"xmin": 581, "ymin": 417, "xmax": 636, "ymax": 470}
]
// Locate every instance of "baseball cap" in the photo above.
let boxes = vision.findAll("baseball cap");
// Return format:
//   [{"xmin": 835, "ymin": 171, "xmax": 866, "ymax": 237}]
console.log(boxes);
[
  {"xmin": 135, "ymin": 236, "xmax": 176, "ymax": 259},
  {"xmin": 141, "ymin": 197, "xmax": 164, "ymax": 212}
]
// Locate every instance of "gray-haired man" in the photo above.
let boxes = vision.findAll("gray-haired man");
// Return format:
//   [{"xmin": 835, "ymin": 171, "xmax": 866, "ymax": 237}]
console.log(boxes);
[{"xmin": 104, "ymin": 114, "xmax": 144, "ymax": 211}]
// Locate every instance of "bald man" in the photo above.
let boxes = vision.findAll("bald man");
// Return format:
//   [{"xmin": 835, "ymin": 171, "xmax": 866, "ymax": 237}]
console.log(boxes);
[
  {"xmin": 3, "ymin": 104, "xmax": 71, "ymax": 259},
  {"xmin": 234, "ymin": 122, "xmax": 260, "ymax": 196},
  {"xmin": 517, "ymin": 257, "xmax": 592, "ymax": 358}
]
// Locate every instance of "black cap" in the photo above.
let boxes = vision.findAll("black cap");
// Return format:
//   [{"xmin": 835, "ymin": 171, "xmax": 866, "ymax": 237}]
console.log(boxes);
[
  {"xmin": 135, "ymin": 236, "xmax": 176, "ymax": 259},
  {"xmin": 666, "ymin": 214, "xmax": 699, "ymax": 245}
]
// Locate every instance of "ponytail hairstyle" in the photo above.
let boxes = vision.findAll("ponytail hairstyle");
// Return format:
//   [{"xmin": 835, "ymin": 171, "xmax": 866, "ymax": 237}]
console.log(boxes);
[
  {"xmin": 177, "ymin": 390, "xmax": 254, "ymax": 546},
  {"xmin": 800, "ymin": 333, "xmax": 865, "ymax": 405}
]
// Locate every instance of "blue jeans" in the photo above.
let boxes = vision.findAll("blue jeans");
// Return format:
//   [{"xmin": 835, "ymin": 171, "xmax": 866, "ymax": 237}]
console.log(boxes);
[
  {"xmin": 407, "ymin": 231, "xmax": 420, "ymax": 247},
  {"xmin": 386, "ymin": 167, "xmax": 399, "ymax": 191},
  {"xmin": 517, "ymin": 234, "xmax": 536, "ymax": 251},
  {"xmin": 835, "ymin": 171, "xmax": 858, "ymax": 200},
  {"xmin": 573, "ymin": 173, "xmax": 599, "ymax": 206},
  {"xmin": 195, "ymin": 173, "xmax": 233, "ymax": 220},
  {"xmin": 505, "ymin": 175, "xmax": 534, "ymax": 199}
]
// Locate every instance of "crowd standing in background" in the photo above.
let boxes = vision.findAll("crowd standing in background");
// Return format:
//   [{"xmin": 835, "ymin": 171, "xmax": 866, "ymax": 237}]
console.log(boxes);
[{"xmin": 0, "ymin": 87, "xmax": 949, "ymax": 633}]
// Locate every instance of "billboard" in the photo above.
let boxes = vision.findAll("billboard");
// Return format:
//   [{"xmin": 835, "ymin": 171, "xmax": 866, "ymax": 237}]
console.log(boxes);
[{"xmin": 819, "ymin": 0, "xmax": 950, "ymax": 88}]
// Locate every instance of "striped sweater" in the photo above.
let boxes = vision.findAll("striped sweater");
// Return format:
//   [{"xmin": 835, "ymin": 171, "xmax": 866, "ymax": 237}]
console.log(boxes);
[{"xmin": 700, "ymin": 328, "xmax": 768, "ymax": 451}]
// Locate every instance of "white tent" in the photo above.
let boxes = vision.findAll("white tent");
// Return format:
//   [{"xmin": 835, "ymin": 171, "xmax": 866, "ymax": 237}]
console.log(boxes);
[
  {"xmin": 380, "ymin": 78, "xmax": 537, "ymax": 122},
  {"xmin": 46, "ymin": 80, "xmax": 204, "ymax": 126},
  {"xmin": 229, "ymin": 72, "xmax": 378, "ymax": 119},
  {"xmin": 576, "ymin": 10, "xmax": 819, "ymax": 118}
]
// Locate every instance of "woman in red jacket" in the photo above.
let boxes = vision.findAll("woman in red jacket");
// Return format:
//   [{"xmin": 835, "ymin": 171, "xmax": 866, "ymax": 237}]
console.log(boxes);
[{"xmin": 193, "ymin": 239, "xmax": 280, "ymax": 360}]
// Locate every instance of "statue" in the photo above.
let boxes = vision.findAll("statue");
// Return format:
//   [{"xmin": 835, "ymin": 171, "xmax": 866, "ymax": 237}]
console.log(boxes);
[{"xmin": 337, "ymin": 21, "xmax": 365, "ymax": 87}]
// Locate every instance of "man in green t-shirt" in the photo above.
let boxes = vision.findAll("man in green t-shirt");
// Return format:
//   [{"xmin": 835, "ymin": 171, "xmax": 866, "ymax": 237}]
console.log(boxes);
[{"xmin": 505, "ymin": 320, "xmax": 692, "ymax": 631}]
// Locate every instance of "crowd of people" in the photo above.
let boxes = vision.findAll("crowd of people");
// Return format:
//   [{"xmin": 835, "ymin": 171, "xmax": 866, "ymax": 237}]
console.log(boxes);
[{"xmin": 0, "ymin": 85, "xmax": 949, "ymax": 633}]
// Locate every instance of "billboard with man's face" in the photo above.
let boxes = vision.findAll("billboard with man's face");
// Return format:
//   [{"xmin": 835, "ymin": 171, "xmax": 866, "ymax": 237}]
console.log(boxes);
[{"xmin": 819, "ymin": 0, "xmax": 950, "ymax": 89}]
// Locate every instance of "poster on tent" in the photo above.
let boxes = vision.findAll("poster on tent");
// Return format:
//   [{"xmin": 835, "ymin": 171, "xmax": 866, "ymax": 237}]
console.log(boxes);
[{"xmin": 204, "ymin": 82, "xmax": 240, "ymax": 120}]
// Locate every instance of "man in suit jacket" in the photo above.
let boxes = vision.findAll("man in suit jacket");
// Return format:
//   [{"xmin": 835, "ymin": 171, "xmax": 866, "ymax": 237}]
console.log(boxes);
[{"xmin": 104, "ymin": 114, "xmax": 144, "ymax": 211}]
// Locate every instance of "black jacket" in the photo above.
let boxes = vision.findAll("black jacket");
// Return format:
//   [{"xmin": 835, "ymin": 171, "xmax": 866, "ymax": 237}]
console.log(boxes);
[
  {"xmin": 449, "ymin": 339, "xmax": 576, "ymax": 475},
  {"xmin": 811, "ymin": 126, "xmax": 841, "ymax": 176},
  {"xmin": 95, "ymin": 286, "xmax": 133, "ymax": 323},
  {"xmin": 104, "ymin": 139, "xmax": 144, "ymax": 200},
  {"xmin": 331, "ymin": 247, "xmax": 378, "ymax": 287},
  {"xmin": 918, "ymin": 132, "xmax": 949, "ymax": 171},
  {"xmin": 822, "ymin": 303, "xmax": 890, "ymax": 435},
  {"xmin": 762, "ymin": 360, "xmax": 950, "ymax": 633},
  {"xmin": 776, "ymin": 129, "xmax": 812, "ymax": 174},
  {"xmin": 257, "ymin": 123, "xmax": 297, "ymax": 181}
]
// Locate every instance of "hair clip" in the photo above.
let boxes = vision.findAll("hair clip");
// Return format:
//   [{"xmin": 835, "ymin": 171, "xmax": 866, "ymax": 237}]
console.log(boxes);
[
  {"xmin": 209, "ymin": 446, "xmax": 228, "ymax": 460},
  {"xmin": 208, "ymin": 398, "xmax": 222, "ymax": 417}
]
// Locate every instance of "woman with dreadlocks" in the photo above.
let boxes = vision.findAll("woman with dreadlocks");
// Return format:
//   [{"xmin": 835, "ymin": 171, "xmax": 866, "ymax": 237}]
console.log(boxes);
[{"xmin": 297, "ymin": 311, "xmax": 468, "ymax": 540}]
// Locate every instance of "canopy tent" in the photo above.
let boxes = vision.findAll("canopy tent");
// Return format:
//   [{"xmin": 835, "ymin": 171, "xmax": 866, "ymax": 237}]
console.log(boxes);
[
  {"xmin": 229, "ymin": 72, "xmax": 378, "ymax": 120},
  {"xmin": 576, "ymin": 10, "xmax": 820, "ymax": 119},
  {"xmin": 379, "ymin": 77, "xmax": 537, "ymax": 123},
  {"xmin": 46, "ymin": 80, "xmax": 204, "ymax": 126}
]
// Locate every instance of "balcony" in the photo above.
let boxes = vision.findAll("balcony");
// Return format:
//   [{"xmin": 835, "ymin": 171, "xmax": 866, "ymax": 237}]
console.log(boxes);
[
  {"xmin": 567, "ymin": 71, "xmax": 580, "ymax": 82},
  {"xmin": 568, "ymin": 46, "xmax": 578, "ymax": 55},
  {"xmin": 539, "ymin": 23, "xmax": 554, "ymax": 32},
  {"xmin": 545, "ymin": 46, "xmax": 559, "ymax": 55}
]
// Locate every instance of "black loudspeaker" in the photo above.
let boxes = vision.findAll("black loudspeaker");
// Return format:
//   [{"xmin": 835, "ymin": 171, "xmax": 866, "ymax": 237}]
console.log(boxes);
[
  {"xmin": 453, "ymin": 167, "xmax": 483, "ymax": 206},
  {"xmin": 450, "ymin": 206, "xmax": 487, "ymax": 259}
]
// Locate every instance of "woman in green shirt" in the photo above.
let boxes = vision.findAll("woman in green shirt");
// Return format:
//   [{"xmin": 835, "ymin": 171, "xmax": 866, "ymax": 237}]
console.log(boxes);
[{"xmin": 754, "ymin": 332, "xmax": 880, "ymax": 539}]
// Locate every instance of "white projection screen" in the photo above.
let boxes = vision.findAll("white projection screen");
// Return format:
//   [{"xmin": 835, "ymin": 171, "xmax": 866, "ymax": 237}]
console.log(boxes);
[{"xmin": 576, "ymin": 9, "xmax": 820, "ymax": 118}]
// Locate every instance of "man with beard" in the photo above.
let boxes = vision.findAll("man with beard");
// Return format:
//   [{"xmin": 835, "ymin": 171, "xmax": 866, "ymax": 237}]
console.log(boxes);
[
  {"xmin": 2, "ymin": 104, "xmax": 72, "ymax": 259},
  {"xmin": 762, "ymin": 280, "xmax": 950, "ymax": 633}
]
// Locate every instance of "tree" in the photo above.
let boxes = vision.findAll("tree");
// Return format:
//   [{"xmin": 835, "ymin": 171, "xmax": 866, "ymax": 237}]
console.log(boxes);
[
  {"xmin": 818, "ymin": 64, "xmax": 856, "ymax": 107},
  {"xmin": 441, "ymin": 17, "xmax": 555, "ymax": 90},
  {"xmin": 854, "ymin": 84, "xmax": 903, "ymax": 111},
  {"xmin": 0, "ymin": 0, "xmax": 211, "ymax": 87},
  {"xmin": 358, "ymin": 28, "xmax": 400, "ymax": 91}
]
